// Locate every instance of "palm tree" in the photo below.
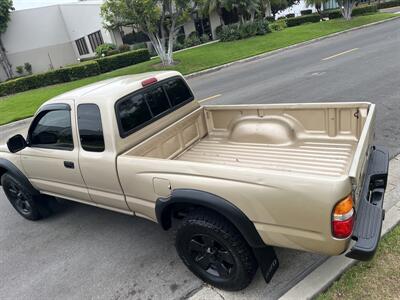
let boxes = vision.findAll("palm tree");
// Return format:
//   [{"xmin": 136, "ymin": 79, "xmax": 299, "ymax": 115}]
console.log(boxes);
[
  {"xmin": 304, "ymin": 0, "xmax": 328, "ymax": 15},
  {"xmin": 200, "ymin": 0, "xmax": 226, "ymax": 25},
  {"xmin": 259, "ymin": 0, "xmax": 272, "ymax": 17},
  {"xmin": 0, "ymin": 0, "xmax": 14, "ymax": 79},
  {"xmin": 224, "ymin": 0, "xmax": 260, "ymax": 23}
]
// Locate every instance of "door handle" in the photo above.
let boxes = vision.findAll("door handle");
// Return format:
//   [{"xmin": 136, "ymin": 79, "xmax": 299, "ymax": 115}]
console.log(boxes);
[{"xmin": 64, "ymin": 161, "xmax": 75, "ymax": 169}]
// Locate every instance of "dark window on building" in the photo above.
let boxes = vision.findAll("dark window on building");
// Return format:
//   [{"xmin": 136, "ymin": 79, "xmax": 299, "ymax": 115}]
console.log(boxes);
[
  {"xmin": 88, "ymin": 30, "xmax": 104, "ymax": 52},
  {"xmin": 78, "ymin": 104, "xmax": 105, "ymax": 152},
  {"xmin": 75, "ymin": 37, "xmax": 89, "ymax": 55},
  {"xmin": 116, "ymin": 77, "xmax": 194, "ymax": 138},
  {"xmin": 30, "ymin": 110, "xmax": 73, "ymax": 151}
]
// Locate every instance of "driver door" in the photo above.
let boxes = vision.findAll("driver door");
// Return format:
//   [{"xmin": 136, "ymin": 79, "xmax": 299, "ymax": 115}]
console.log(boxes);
[{"xmin": 20, "ymin": 100, "xmax": 92, "ymax": 203}]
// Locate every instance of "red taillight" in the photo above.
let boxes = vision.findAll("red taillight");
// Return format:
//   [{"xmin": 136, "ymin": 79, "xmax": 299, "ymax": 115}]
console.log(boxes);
[
  {"xmin": 332, "ymin": 195, "xmax": 354, "ymax": 239},
  {"xmin": 333, "ymin": 217, "xmax": 354, "ymax": 239},
  {"xmin": 142, "ymin": 77, "xmax": 157, "ymax": 87}
]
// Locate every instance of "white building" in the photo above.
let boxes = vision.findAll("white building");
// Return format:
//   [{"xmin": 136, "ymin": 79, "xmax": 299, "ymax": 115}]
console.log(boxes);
[{"xmin": 0, "ymin": 1, "xmax": 122, "ymax": 81}]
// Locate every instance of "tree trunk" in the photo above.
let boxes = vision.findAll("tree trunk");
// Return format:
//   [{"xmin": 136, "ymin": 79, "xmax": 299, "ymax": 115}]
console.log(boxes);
[
  {"xmin": 0, "ymin": 37, "xmax": 13, "ymax": 79},
  {"xmin": 265, "ymin": 1, "xmax": 272, "ymax": 17},
  {"xmin": 340, "ymin": 0, "xmax": 355, "ymax": 20},
  {"xmin": 217, "ymin": 7, "xmax": 225, "ymax": 26}
]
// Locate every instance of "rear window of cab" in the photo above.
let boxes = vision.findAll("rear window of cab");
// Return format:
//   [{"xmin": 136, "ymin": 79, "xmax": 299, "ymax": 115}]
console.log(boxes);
[{"xmin": 115, "ymin": 77, "xmax": 194, "ymax": 138}]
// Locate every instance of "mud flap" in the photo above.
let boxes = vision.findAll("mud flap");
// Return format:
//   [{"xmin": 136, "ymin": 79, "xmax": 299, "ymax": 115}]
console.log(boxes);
[{"xmin": 253, "ymin": 246, "xmax": 279, "ymax": 283}]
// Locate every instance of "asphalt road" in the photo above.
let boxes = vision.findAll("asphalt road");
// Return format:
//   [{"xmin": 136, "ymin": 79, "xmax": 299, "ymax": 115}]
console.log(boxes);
[{"xmin": 1, "ymin": 17, "xmax": 399, "ymax": 300}]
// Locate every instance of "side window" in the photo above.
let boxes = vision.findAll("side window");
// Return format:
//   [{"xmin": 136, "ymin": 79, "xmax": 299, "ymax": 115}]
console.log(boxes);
[
  {"xmin": 30, "ymin": 110, "xmax": 73, "ymax": 150},
  {"xmin": 164, "ymin": 78, "xmax": 194, "ymax": 107},
  {"xmin": 78, "ymin": 104, "xmax": 105, "ymax": 152},
  {"xmin": 117, "ymin": 93, "xmax": 152, "ymax": 134}
]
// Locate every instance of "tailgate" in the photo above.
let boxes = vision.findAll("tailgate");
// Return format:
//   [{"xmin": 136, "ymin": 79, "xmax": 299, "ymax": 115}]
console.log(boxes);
[
  {"xmin": 348, "ymin": 103, "xmax": 376, "ymax": 197},
  {"xmin": 346, "ymin": 103, "xmax": 390, "ymax": 261}
]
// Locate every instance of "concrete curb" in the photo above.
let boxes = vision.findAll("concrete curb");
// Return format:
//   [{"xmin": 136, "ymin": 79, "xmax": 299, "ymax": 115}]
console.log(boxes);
[
  {"xmin": 279, "ymin": 155, "xmax": 400, "ymax": 300},
  {"xmin": 185, "ymin": 15, "xmax": 400, "ymax": 80}
]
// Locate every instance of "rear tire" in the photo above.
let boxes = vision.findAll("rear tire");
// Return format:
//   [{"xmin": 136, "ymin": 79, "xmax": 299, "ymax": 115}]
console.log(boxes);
[
  {"xmin": 175, "ymin": 209, "xmax": 258, "ymax": 291},
  {"xmin": 1, "ymin": 173, "xmax": 51, "ymax": 221}
]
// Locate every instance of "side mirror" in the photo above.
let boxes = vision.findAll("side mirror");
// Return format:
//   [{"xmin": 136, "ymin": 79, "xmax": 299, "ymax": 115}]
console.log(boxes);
[{"xmin": 7, "ymin": 134, "xmax": 27, "ymax": 153}]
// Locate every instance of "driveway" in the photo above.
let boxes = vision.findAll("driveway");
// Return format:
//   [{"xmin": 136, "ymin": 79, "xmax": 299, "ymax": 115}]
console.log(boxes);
[{"xmin": 1, "ymin": 17, "xmax": 399, "ymax": 299}]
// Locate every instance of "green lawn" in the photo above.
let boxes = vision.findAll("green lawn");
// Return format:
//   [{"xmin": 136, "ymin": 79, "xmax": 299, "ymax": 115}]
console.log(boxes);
[
  {"xmin": 317, "ymin": 224, "xmax": 400, "ymax": 300},
  {"xmin": 0, "ymin": 13, "xmax": 397, "ymax": 125}
]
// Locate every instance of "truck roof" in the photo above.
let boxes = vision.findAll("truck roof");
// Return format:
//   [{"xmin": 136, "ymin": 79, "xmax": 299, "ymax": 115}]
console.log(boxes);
[{"xmin": 44, "ymin": 70, "xmax": 183, "ymax": 106}]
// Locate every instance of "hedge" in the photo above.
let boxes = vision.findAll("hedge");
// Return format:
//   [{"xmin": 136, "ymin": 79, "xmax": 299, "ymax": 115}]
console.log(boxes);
[
  {"xmin": 96, "ymin": 49, "xmax": 150, "ymax": 73},
  {"xmin": 218, "ymin": 20, "xmax": 271, "ymax": 42},
  {"xmin": 301, "ymin": 9, "xmax": 313, "ymax": 15},
  {"xmin": 325, "ymin": 5, "xmax": 378, "ymax": 19},
  {"xmin": 64, "ymin": 61, "xmax": 100, "ymax": 81},
  {"xmin": 326, "ymin": 10, "xmax": 342, "ymax": 19},
  {"xmin": 0, "ymin": 49, "xmax": 150, "ymax": 97},
  {"xmin": 286, "ymin": 14, "xmax": 321, "ymax": 27},
  {"xmin": 378, "ymin": 0, "xmax": 400, "ymax": 8},
  {"xmin": 286, "ymin": 13, "xmax": 295, "ymax": 18},
  {"xmin": 352, "ymin": 5, "xmax": 378, "ymax": 16}
]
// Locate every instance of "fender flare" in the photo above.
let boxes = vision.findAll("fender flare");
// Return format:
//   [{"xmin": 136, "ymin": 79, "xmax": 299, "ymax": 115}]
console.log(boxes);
[
  {"xmin": 155, "ymin": 189, "xmax": 266, "ymax": 248},
  {"xmin": 0, "ymin": 158, "xmax": 39, "ymax": 196}
]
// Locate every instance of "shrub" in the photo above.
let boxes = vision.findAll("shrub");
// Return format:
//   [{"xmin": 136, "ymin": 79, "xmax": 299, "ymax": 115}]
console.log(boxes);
[
  {"xmin": 239, "ymin": 22, "xmax": 259, "ymax": 39},
  {"xmin": 378, "ymin": 0, "xmax": 400, "ymax": 9},
  {"xmin": 286, "ymin": 14, "xmax": 320, "ymax": 27},
  {"xmin": 352, "ymin": 5, "xmax": 378, "ymax": 16},
  {"xmin": 122, "ymin": 31, "xmax": 149, "ymax": 44},
  {"xmin": 16, "ymin": 66, "xmax": 24, "ymax": 75},
  {"xmin": 270, "ymin": 22, "xmax": 285, "ymax": 31},
  {"xmin": 173, "ymin": 42, "xmax": 184, "ymax": 51},
  {"xmin": 215, "ymin": 25, "xmax": 223, "ymax": 38},
  {"xmin": 131, "ymin": 42, "xmax": 147, "ymax": 50},
  {"xmin": 265, "ymin": 16, "xmax": 275, "ymax": 22},
  {"xmin": 0, "ymin": 69, "xmax": 68, "ymax": 96},
  {"xmin": 95, "ymin": 43, "xmax": 116, "ymax": 57},
  {"xmin": 327, "ymin": 10, "xmax": 342, "ymax": 19},
  {"xmin": 301, "ymin": 9, "xmax": 313, "ymax": 15},
  {"xmin": 219, "ymin": 21, "xmax": 271, "ymax": 42},
  {"xmin": 63, "ymin": 61, "xmax": 100, "ymax": 81},
  {"xmin": 95, "ymin": 49, "xmax": 150, "ymax": 73},
  {"xmin": 219, "ymin": 24, "xmax": 241, "ymax": 42},
  {"xmin": 118, "ymin": 44, "xmax": 130, "ymax": 52},
  {"xmin": 24, "ymin": 62, "xmax": 32, "ymax": 74},
  {"xmin": 200, "ymin": 34, "xmax": 210, "ymax": 43},
  {"xmin": 183, "ymin": 34, "xmax": 201, "ymax": 48},
  {"xmin": 277, "ymin": 16, "xmax": 286, "ymax": 20},
  {"xmin": 286, "ymin": 13, "xmax": 295, "ymax": 18}
]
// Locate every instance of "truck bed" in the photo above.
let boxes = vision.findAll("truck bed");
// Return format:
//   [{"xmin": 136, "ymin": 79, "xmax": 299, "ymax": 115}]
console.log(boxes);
[
  {"xmin": 123, "ymin": 102, "xmax": 372, "ymax": 179},
  {"xmin": 177, "ymin": 137, "xmax": 356, "ymax": 177}
]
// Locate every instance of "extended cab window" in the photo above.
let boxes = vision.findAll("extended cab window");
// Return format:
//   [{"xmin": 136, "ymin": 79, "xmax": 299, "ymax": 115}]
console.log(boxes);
[
  {"xmin": 116, "ymin": 77, "xmax": 194, "ymax": 138},
  {"xmin": 29, "ymin": 110, "xmax": 73, "ymax": 150},
  {"xmin": 78, "ymin": 104, "xmax": 105, "ymax": 152}
]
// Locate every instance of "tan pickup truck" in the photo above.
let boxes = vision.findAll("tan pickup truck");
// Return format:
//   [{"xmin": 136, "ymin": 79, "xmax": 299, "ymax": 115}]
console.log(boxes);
[{"xmin": 0, "ymin": 71, "xmax": 389, "ymax": 291}]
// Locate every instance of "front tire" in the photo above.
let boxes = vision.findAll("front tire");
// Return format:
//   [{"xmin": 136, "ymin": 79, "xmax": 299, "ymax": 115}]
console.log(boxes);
[
  {"xmin": 175, "ymin": 209, "xmax": 258, "ymax": 291},
  {"xmin": 1, "ymin": 173, "xmax": 51, "ymax": 221}
]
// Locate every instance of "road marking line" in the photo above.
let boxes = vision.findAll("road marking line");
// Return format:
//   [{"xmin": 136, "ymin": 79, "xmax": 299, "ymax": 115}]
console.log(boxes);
[
  {"xmin": 198, "ymin": 94, "xmax": 222, "ymax": 103},
  {"xmin": 322, "ymin": 48, "xmax": 359, "ymax": 61}
]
